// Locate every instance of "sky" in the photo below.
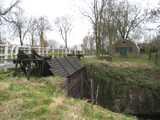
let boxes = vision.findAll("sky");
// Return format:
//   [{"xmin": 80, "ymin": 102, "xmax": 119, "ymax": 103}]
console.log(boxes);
[
  {"xmin": 2, "ymin": 0, "xmax": 160, "ymax": 48},
  {"xmin": 19, "ymin": 0, "xmax": 90, "ymax": 48}
]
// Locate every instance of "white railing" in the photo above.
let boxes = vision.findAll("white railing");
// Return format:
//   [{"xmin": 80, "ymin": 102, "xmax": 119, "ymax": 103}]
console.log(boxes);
[{"xmin": 0, "ymin": 43, "xmax": 85, "ymax": 72}]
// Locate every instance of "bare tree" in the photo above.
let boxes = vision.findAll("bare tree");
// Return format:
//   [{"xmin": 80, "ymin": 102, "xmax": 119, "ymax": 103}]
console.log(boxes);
[
  {"xmin": 102, "ymin": 0, "xmax": 119, "ymax": 50},
  {"xmin": 54, "ymin": 15, "xmax": 73, "ymax": 48},
  {"xmin": 81, "ymin": 36, "xmax": 90, "ymax": 51},
  {"xmin": 149, "ymin": 2, "xmax": 160, "ymax": 32},
  {"xmin": 72, "ymin": 45, "xmax": 78, "ymax": 50},
  {"xmin": 48, "ymin": 40, "xmax": 61, "ymax": 49},
  {"xmin": 0, "ymin": 0, "xmax": 21, "ymax": 41},
  {"xmin": 81, "ymin": 32, "xmax": 95, "ymax": 52},
  {"xmin": 9, "ymin": 9, "xmax": 29, "ymax": 46},
  {"xmin": 79, "ymin": 0, "xmax": 107, "ymax": 57},
  {"xmin": 37, "ymin": 16, "xmax": 52, "ymax": 47},
  {"xmin": 0, "ymin": 0, "xmax": 20, "ymax": 20},
  {"xmin": 112, "ymin": 0, "xmax": 148, "ymax": 39},
  {"xmin": 43, "ymin": 40, "xmax": 49, "ymax": 47},
  {"xmin": 28, "ymin": 16, "xmax": 38, "ymax": 46}
]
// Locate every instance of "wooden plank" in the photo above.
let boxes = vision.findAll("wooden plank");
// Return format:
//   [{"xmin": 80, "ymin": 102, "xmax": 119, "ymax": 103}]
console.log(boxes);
[
  {"xmin": 66, "ymin": 57, "xmax": 81, "ymax": 71},
  {"xmin": 50, "ymin": 68, "xmax": 64, "ymax": 72},
  {"xmin": 46, "ymin": 56, "xmax": 84, "ymax": 78},
  {"xmin": 72, "ymin": 56, "xmax": 84, "ymax": 67}
]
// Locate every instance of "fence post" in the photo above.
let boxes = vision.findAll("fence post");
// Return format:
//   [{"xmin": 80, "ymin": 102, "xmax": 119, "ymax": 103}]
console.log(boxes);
[
  {"xmin": 75, "ymin": 49, "xmax": 76, "ymax": 55},
  {"xmin": 0, "ymin": 47, "xmax": 2, "ymax": 60},
  {"xmin": 46, "ymin": 48, "xmax": 48, "ymax": 56},
  {"xmin": 69, "ymin": 49, "xmax": 71, "ymax": 54},
  {"xmin": 66, "ymin": 48, "xmax": 67, "ymax": 57},
  {"xmin": 52, "ymin": 48, "xmax": 54, "ymax": 58},
  {"xmin": 38, "ymin": 46, "xmax": 41, "ymax": 55},
  {"xmin": 62, "ymin": 49, "xmax": 63, "ymax": 57},
  {"xmin": 57, "ymin": 48, "xmax": 59, "ymax": 58},
  {"xmin": 15, "ymin": 45, "xmax": 18, "ymax": 59},
  {"xmin": 11, "ymin": 45, "xmax": 15, "ymax": 59},
  {"xmin": 0, "ymin": 47, "xmax": 2, "ymax": 56},
  {"xmin": 4, "ymin": 43, "xmax": 8, "ymax": 72},
  {"xmin": 42, "ymin": 47, "xmax": 44, "ymax": 56},
  {"xmin": 28, "ymin": 46, "xmax": 31, "ymax": 54}
]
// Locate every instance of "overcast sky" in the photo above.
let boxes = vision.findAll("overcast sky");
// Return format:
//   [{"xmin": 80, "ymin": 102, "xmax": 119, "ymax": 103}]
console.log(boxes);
[
  {"xmin": 2, "ymin": 0, "xmax": 160, "ymax": 47},
  {"xmin": 19, "ymin": 0, "xmax": 90, "ymax": 48}
]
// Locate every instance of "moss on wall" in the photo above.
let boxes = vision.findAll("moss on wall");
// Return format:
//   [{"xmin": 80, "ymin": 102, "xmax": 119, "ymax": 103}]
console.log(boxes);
[{"xmin": 83, "ymin": 61, "xmax": 160, "ymax": 115}]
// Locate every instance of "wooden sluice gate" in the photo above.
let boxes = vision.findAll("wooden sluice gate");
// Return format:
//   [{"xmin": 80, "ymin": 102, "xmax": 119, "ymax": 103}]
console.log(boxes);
[{"xmin": 13, "ymin": 49, "xmax": 84, "ymax": 98}]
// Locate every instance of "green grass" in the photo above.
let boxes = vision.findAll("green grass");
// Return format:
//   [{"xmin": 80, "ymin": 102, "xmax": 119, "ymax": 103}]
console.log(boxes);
[
  {"xmin": 0, "ymin": 68, "xmax": 138, "ymax": 120},
  {"xmin": 0, "ymin": 69, "xmax": 13, "ymax": 74},
  {"xmin": 84, "ymin": 51, "xmax": 96, "ymax": 56},
  {"xmin": 112, "ymin": 57, "xmax": 154, "ymax": 65},
  {"xmin": 0, "ymin": 91, "xmax": 10, "ymax": 101},
  {"xmin": 81, "ymin": 57, "xmax": 156, "ymax": 67},
  {"xmin": 43, "ymin": 98, "xmax": 53, "ymax": 105}
]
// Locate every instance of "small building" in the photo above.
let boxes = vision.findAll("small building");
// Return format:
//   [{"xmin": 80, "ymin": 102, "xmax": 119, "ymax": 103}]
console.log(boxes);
[{"xmin": 110, "ymin": 39, "xmax": 140, "ymax": 57}]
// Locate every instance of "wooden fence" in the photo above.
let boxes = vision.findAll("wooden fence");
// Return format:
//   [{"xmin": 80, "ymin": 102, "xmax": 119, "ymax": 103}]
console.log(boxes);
[{"xmin": 0, "ymin": 43, "xmax": 85, "ymax": 72}]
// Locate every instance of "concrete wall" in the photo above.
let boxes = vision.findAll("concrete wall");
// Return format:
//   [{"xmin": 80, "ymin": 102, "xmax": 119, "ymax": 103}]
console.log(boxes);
[
  {"xmin": 151, "ymin": 52, "xmax": 160, "ymax": 67},
  {"xmin": 83, "ymin": 65, "xmax": 160, "ymax": 115},
  {"xmin": 110, "ymin": 39, "xmax": 139, "ymax": 57}
]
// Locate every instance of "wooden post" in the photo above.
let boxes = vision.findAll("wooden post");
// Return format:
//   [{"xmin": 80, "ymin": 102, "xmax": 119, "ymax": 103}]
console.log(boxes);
[
  {"xmin": 15, "ymin": 45, "xmax": 18, "ymax": 59},
  {"xmin": 52, "ymin": 48, "xmax": 54, "ymax": 58},
  {"xmin": 4, "ymin": 43, "xmax": 8, "ymax": 72},
  {"xmin": 57, "ymin": 48, "xmax": 59, "ymax": 58},
  {"xmin": 28, "ymin": 46, "xmax": 31, "ymax": 54},
  {"xmin": 75, "ymin": 49, "xmax": 76, "ymax": 55},
  {"xmin": 66, "ymin": 48, "xmax": 67, "ymax": 57},
  {"xmin": 46, "ymin": 48, "xmax": 48, "ymax": 56},
  {"xmin": 38, "ymin": 46, "xmax": 41, "ymax": 55},
  {"xmin": 42, "ymin": 47, "xmax": 44, "ymax": 56},
  {"xmin": 90, "ymin": 79, "xmax": 93, "ymax": 119},
  {"xmin": 81, "ymin": 68, "xmax": 84, "ymax": 99},
  {"xmin": 62, "ymin": 49, "xmax": 63, "ymax": 57}
]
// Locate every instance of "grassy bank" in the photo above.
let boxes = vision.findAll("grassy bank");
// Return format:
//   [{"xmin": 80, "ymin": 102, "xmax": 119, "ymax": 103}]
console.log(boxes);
[
  {"xmin": 82, "ymin": 57, "xmax": 160, "ymax": 114},
  {"xmin": 0, "ymin": 69, "xmax": 137, "ymax": 120}
]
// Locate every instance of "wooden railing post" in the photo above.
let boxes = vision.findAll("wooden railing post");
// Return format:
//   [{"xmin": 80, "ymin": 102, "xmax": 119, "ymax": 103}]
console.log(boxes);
[
  {"xmin": 42, "ymin": 47, "xmax": 44, "ymax": 56},
  {"xmin": 28, "ymin": 46, "xmax": 31, "ymax": 54},
  {"xmin": 62, "ymin": 49, "xmax": 63, "ymax": 57},
  {"xmin": 66, "ymin": 48, "xmax": 67, "ymax": 57},
  {"xmin": 46, "ymin": 48, "xmax": 48, "ymax": 56},
  {"xmin": 69, "ymin": 49, "xmax": 71, "ymax": 54},
  {"xmin": 75, "ymin": 49, "xmax": 76, "ymax": 55},
  {"xmin": 57, "ymin": 48, "xmax": 59, "ymax": 58},
  {"xmin": 15, "ymin": 45, "xmax": 18, "ymax": 59},
  {"xmin": 38, "ymin": 46, "xmax": 41, "ymax": 55},
  {"xmin": 4, "ymin": 43, "xmax": 8, "ymax": 72},
  {"xmin": 52, "ymin": 48, "xmax": 54, "ymax": 58}
]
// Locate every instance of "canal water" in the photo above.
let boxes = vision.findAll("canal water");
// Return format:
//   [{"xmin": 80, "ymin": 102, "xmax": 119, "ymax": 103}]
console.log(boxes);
[{"xmin": 136, "ymin": 115, "xmax": 160, "ymax": 120}]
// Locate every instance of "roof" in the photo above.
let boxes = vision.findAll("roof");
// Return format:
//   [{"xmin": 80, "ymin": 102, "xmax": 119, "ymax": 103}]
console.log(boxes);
[
  {"xmin": 113, "ymin": 39, "xmax": 140, "ymax": 52},
  {"xmin": 46, "ymin": 56, "xmax": 84, "ymax": 78}
]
